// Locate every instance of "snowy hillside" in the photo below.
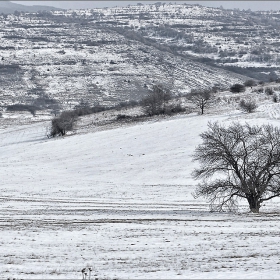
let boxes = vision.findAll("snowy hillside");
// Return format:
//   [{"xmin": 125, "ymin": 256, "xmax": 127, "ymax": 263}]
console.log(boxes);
[
  {"xmin": 3, "ymin": 2, "xmax": 280, "ymax": 113},
  {"xmin": 1, "ymin": 87, "xmax": 280, "ymax": 278}
]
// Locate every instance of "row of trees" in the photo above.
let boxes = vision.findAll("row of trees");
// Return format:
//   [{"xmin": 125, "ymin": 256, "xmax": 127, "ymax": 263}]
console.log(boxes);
[
  {"xmin": 49, "ymin": 84, "xmax": 192, "ymax": 137},
  {"xmin": 49, "ymin": 81, "xmax": 261, "ymax": 137},
  {"xmin": 141, "ymin": 85, "xmax": 215, "ymax": 116}
]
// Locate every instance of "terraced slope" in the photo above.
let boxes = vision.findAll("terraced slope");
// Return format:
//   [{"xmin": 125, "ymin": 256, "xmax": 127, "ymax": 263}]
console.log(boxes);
[
  {"xmin": 0, "ymin": 7, "xmax": 249, "ymax": 111},
  {"xmin": 2, "ymin": 2, "xmax": 280, "ymax": 112}
]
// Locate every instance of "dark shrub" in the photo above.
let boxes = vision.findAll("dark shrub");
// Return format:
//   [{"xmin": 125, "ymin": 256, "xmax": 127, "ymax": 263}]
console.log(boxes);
[
  {"xmin": 244, "ymin": 79, "xmax": 256, "ymax": 87},
  {"xmin": 265, "ymin": 87, "xmax": 274, "ymax": 95},
  {"xmin": 33, "ymin": 95, "xmax": 59, "ymax": 109},
  {"xmin": 117, "ymin": 101, "xmax": 130, "ymax": 109},
  {"xmin": 141, "ymin": 84, "xmax": 172, "ymax": 116},
  {"xmin": 50, "ymin": 110, "xmax": 78, "ymax": 137},
  {"xmin": 141, "ymin": 85, "xmax": 171, "ymax": 116},
  {"xmin": 118, "ymin": 100, "xmax": 139, "ymax": 109},
  {"xmin": 230, "ymin": 84, "xmax": 245, "ymax": 93},
  {"xmin": 116, "ymin": 114, "xmax": 131, "ymax": 120},
  {"xmin": 75, "ymin": 107, "xmax": 92, "ymax": 116},
  {"xmin": 127, "ymin": 100, "xmax": 139, "ymax": 107},
  {"xmin": 90, "ymin": 105, "xmax": 107, "ymax": 114},
  {"xmin": 166, "ymin": 104, "xmax": 186, "ymax": 114},
  {"xmin": 256, "ymin": 87, "xmax": 264, "ymax": 94},
  {"xmin": 239, "ymin": 99, "xmax": 257, "ymax": 113},
  {"xmin": 6, "ymin": 104, "xmax": 40, "ymax": 116}
]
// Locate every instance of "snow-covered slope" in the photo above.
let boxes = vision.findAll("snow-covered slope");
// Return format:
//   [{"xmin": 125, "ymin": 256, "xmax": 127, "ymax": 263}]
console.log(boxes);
[
  {"xmin": 0, "ymin": 3, "xmax": 259, "ymax": 112},
  {"xmin": 1, "ymin": 90, "xmax": 280, "ymax": 278},
  {"xmin": 2, "ymin": 2, "xmax": 280, "ymax": 112}
]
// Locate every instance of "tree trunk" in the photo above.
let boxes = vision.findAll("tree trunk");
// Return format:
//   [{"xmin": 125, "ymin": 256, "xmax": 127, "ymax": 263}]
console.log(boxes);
[
  {"xmin": 201, "ymin": 104, "xmax": 204, "ymax": 115},
  {"xmin": 246, "ymin": 194, "xmax": 260, "ymax": 213}
]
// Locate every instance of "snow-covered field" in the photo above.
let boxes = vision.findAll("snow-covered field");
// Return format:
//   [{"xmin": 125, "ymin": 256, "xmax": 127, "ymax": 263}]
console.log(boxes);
[{"xmin": 1, "ymin": 89, "xmax": 280, "ymax": 279}]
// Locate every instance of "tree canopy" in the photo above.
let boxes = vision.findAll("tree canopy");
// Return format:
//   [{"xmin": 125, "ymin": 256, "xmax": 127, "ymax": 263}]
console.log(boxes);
[{"xmin": 192, "ymin": 122, "xmax": 280, "ymax": 213}]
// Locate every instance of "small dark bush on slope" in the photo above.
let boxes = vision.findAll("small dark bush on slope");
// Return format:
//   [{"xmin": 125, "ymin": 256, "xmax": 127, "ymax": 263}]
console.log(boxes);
[
  {"xmin": 265, "ymin": 87, "xmax": 274, "ymax": 95},
  {"xmin": 230, "ymin": 84, "xmax": 245, "ymax": 93},
  {"xmin": 244, "ymin": 79, "xmax": 256, "ymax": 87},
  {"xmin": 6, "ymin": 104, "xmax": 40, "ymax": 116},
  {"xmin": 50, "ymin": 110, "xmax": 78, "ymax": 137}
]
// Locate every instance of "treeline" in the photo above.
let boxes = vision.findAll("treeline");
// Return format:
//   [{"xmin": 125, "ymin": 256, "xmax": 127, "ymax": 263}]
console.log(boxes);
[
  {"xmin": 48, "ymin": 77, "xmax": 280, "ymax": 138},
  {"xmin": 49, "ymin": 85, "xmax": 187, "ymax": 137}
]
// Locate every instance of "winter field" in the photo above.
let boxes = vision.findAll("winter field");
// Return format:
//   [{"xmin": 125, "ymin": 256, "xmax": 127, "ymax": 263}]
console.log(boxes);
[{"xmin": 1, "ymin": 89, "xmax": 280, "ymax": 279}]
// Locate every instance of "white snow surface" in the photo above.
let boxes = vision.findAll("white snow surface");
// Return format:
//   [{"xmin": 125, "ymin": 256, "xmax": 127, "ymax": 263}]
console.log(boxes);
[{"xmin": 1, "ymin": 94, "xmax": 280, "ymax": 279}]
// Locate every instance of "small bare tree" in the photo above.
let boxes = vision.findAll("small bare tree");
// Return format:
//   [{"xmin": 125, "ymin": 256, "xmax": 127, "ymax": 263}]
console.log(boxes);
[
  {"xmin": 141, "ymin": 84, "xmax": 172, "ymax": 116},
  {"xmin": 192, "ymin": 122, "xmax": 280, "ymax": 213},
  {"xmin": 188, "ymin": 89, "xmax": 214, "ymax": 115}
]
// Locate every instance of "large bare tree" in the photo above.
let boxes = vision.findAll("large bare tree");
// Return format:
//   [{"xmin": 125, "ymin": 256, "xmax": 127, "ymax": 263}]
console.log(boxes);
[{"xmin": 192, "ymin": 122, "xmax": 280, "ymax": 213}]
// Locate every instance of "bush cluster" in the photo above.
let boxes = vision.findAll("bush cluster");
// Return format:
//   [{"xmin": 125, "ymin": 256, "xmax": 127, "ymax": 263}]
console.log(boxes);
[
  {"xmin": 254, "ymin": 87, "xmax": 264, "ymax": 94},
  {"xmin": 33, "ymin": 96, "xmax": 58, "ymax": 109},
  {"xmin": 265, "ymin": 87, "xmax": 274, "ymax": 95},
  {"xmin": 244, "ymin": 79, "xmax": 256, "ymax": 87},
  {"xmin": 230, "ymin": 84, "xmax": 245, "ymax": 93},
  {"xmin": 50, "ymin": 110, "xmax": 77, "ymax": 137},
  {"xmin": 116, "ymin": 114, "xmax": 131, "ymax": 120},
  {"xmin": 239, "ymin": 99, "xmax": 257, "ymax": 113},
  {"xmin": 165, "ymin": 104, "xmax": 186, "ymax": 114},
  {"xmin": 49, "ymin": 105, "xmax": 111, "ymax": 137},
  {"xmin": 6, "ymin": 104, "xmax": 40, "ymax": 116},
  {"xmin": 140, "ymin": 84, "xmax": 173, "ymax": 116},
  {"xmin": 117, "ymin": 100, "xmax": 139, "ymax": 109}
]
